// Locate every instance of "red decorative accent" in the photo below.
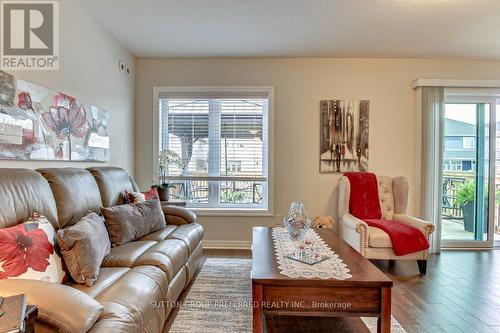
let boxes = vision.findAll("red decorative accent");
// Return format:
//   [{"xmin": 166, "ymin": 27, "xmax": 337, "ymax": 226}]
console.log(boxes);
[
  {"xmin": 143, "ymin": 187, "xmax": 158, "ymax": 200},
  {"xmin": 17, "ymin": 92, "xmax": 32, "ymax": 110},
  {"xmin": 344, "ymin": 172, "xmax": 382, "ymax": 219},
  {"xmin": 364, "ymin": 219, "xmax": 430, "ymax": 256},
  {"xmin": 0, "ymin": 223, "xmax": 54, "ymax": 278},
  {"xmin": 42, "ymin": 93, "xmax": 90, "ymax": 140},
  {"xmin": 125, "ymin": 188, "xmax": 159, "ymax": 204}
]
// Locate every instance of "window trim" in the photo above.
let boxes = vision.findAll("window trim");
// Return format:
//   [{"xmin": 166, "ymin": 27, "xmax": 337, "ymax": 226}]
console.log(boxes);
[{"xmin": 152, "ymin": 86, "xmax": 274, "ymax": 215}]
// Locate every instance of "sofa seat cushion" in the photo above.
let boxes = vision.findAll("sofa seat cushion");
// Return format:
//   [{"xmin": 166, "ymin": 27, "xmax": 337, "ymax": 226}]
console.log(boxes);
[
  {"xmin": 101, "ymin": 238, "xmax": 189, "ymax": 283},
  {"xmin": 134, "ymin": 239, "xmax": 189, "ymax": 282},
  {"xmin": 88, "ymin": 266, "xmax": 168, "ymax": 333},
  {"xmin": 138, "ymin": 225, "xmax": 177, "ymax": 242},
  {"xmin": 68, "ymin": 267, "xmax": 130, "ymax": 299},
  {"xmin": 102, "ymin": 241, "xmax": 156, "ymax": 268},
  {"xmin": 166, "ymin": 223, "xmax": 204, "ymax": 255},
  {"xmin": 368, "ymin": 226, "xmax": 392, "ymax": 248}
]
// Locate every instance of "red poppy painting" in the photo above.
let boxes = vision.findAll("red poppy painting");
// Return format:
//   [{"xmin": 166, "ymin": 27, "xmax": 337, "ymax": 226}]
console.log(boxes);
[
  {"xmin": 0, "ymin": 223, "xmax": 54, "ymax": 278},
  {"xmin": 0, "ymin": 70, "xmax": 110, "ymax": 161}
]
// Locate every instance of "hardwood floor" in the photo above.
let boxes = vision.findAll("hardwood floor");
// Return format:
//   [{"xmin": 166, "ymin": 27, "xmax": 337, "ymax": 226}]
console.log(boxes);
[{"xmin": 165, "ymin": 249, "xmax": 500, "ymax": 333}]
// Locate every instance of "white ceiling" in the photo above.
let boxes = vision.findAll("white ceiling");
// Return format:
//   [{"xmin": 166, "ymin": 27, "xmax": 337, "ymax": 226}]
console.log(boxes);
[{"xmin": 75, "ymin": 0, "xmax": 500, "ymax": 58}]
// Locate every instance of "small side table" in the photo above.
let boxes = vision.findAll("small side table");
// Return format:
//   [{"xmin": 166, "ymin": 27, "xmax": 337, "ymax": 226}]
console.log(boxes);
[
  {"xmin": 24, "ymin": 305, "xmax": 38, "ymax": 333},
  {"xmin": 161, "ymin": 200, "xmax": 187, "ymax": 207}
]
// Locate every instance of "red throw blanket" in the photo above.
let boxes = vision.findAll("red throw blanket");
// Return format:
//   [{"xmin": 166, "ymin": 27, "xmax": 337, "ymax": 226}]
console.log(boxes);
[
  {"xmin": 344, "ymin": 172, "xmax": 430, "ymax": 256},
  {"xmin": 344, "ymin": 172, "xmax": 381, "ymax": 219},
  {"xmin": 364, "ymin": 219, "xmax": 429, "ymax": 256}
]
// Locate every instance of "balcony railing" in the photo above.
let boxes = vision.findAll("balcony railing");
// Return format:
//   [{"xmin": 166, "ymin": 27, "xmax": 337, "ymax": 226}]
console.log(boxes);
[{"xmin": 166, "ymin": 179, "xmax": 264, "ymax": 205}]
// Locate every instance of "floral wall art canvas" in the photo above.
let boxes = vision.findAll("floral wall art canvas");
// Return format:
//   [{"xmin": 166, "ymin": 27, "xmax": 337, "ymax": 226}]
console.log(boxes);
[
  {"xmin": 320, "ymin": 99, "xmax": 369, "ymax": 173},
  {"xmin": 0, "ymin": 70, "xmax": 110, "ymax": 161}
]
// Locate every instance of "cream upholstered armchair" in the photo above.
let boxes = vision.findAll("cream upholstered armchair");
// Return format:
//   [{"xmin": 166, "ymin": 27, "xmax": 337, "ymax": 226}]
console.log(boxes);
[{"xmin": 338, "ymin": 175, "xmax": 435, "ymax": 275}]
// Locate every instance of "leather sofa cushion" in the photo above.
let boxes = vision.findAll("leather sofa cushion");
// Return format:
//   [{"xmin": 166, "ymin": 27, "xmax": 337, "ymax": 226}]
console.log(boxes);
[
  {"xmin": 89, "ymin": 266, "xmax": 168, "ymax": 333},
  {"xmin": 166, "ymin": 223, "xmax": 204, "ymax": 255},
  {"xmin": 57, "ymin": 213, "xmax": 111, "ymax": 286},
  {"xmin": 368, "ymin": 226, "xmax": 392, "ymax": 248},
  {"xmin": 101, "ymin": 200, "xmax": 166, "ymax": 247},
  {"xmin": 37, "ymin": 168, "xmax": 103, "ymax": 228},
  {"xmin": 101, "ymin": 237, "xmax": 189, "ymax": 283},
  {"xmin": 87, "ymin": 167, "xmax": 135, "ymax": 207},
  {"xmin": 102, "ymin": 241, "xmax": 156, "ymax": 267},
  {"xmin": 138, "ymin": 225, "xmax": 177, "ymax": 242},
  {"xmin": 68, "ymin": 267, "xmax": 130, "ymax": 298},
  {"xmin": 0, "ymin": 169, "xmax": 58, "ymax": 229},
  {"xmin": 134, "ymin": 239, "xmax": 189, "ymax": 282}
]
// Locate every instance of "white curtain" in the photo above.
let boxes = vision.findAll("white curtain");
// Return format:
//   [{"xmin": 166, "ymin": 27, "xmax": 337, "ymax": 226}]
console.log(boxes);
[{"xmin": 418, "ymin": 86, "xmax": 444, "ymax": 253}]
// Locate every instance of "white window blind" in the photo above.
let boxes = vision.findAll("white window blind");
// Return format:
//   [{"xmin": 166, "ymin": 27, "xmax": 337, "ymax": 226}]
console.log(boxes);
[{"xmin": 158, "ymin": 91, "xmax": 269, "ymax": 209}]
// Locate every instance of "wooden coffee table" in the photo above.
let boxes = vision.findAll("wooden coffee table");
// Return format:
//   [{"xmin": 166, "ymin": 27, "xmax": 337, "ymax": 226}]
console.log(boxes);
[{"xmin": 251, "ymin": 227, "xmax": 393, "ymax": 333}]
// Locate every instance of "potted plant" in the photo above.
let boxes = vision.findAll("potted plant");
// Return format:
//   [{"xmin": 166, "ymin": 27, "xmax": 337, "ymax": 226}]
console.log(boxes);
[
  {"xmin": 154, "ymin": 149, "xmax": 183, "ymax": 201},
  {"xmin": 455, "ymin": 181, "xmax": 498, "ymax": 233},
  {"xmin": 455, "ymin": 181, "xmax": 476, "ymax": 232}
]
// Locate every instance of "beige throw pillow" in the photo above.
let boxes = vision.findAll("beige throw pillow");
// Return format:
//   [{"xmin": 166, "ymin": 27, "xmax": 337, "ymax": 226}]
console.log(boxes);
[
  {"xmin": 100, "ymin": 200, "xmax": 166, "ymax": 247},
  {"xmin": 57, "ymin": 212, "xmax": 111, "ymax": 286}
]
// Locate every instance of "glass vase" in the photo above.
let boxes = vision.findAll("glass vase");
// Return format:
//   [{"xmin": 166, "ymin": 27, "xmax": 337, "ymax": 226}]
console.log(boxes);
[{"xmin": 283, "ymin": 201, "xmax": 311, "ymax": 257}]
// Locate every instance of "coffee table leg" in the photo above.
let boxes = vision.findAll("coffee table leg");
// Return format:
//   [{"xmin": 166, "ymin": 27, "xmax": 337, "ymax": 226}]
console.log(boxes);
[
  {"xmin": 378, "ymin": 287, "xmax": 391, "ymax": 333},
  {"xmin": 252, "ymin": 283, "xmax": 263, "ymax": 333}
]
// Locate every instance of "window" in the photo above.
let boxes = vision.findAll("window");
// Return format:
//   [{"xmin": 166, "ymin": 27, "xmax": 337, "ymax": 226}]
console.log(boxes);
[
  {"xmin": 463, "ymin": 137, "xmax": 475, "ymax": 149},
  {"xmin": 443, "ymin": 160, "xmax": 463, "ymax": 171},
  {"xmin": 155, "ymin": 87, "xmax": 272, "ymax": 211}
]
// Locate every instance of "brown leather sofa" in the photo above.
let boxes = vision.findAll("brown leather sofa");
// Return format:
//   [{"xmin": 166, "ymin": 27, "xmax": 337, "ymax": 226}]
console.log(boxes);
[{"xmin": 0, "ymin": 167, "xmax": 204, "ymax": 333}]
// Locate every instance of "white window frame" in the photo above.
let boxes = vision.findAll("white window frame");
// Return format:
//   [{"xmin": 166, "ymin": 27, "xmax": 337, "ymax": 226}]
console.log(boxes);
[{"xmin": 152, "ymin": 86, "xmax": 274, "ymax": 216}]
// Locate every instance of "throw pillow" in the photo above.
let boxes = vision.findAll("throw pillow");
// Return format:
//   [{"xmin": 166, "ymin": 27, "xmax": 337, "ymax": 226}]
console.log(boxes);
[
  {"xmin": 101, "ymin": 200, "xmax": 166, "ymax": 247},
  {"xmin": 0, "ymin": 213, "xmax": 65, "ymax": 282},
  {"xmin": 125, "ymin": 187, "xmax": 159, "ymax": 204},
  {"xmin": 57, "ymin": 212, "xmax": 111, "ymax": 287}
]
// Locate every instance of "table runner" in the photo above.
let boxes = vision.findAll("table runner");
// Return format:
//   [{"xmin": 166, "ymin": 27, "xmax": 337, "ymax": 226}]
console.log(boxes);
[{"xmin": 272, "ymin": 227, "xmax": 352, "ymax": 280}]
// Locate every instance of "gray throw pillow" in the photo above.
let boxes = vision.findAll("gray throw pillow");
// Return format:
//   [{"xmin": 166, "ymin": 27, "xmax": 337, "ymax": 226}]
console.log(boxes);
[
  {"xmin": 56, "ymin": 212, "xmax": 111, "ymax": 286},
  {"xmin": 100, "ymin": 200, "xmax": 166, "ymax": 247}
]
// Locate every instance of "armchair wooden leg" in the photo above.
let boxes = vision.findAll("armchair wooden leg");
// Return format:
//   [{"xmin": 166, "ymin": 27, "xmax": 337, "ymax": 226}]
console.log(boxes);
[{"xmin": 417, "ymin": 260, "xmax": 427, "ymax": 275}]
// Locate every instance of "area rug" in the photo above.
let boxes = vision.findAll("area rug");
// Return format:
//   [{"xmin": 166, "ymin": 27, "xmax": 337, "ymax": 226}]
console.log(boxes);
[{"xmin": 169, "ymin": 258, "xmax": 406, "ymax": 333}]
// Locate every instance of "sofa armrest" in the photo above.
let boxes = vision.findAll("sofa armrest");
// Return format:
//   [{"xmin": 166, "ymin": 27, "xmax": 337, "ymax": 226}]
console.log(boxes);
[
  {"xmin": 341, "ymin": 213, "xmax": 369, "ymax": 234},
  {"xmin": 0, "ymin": 279, "xmax": 103, "ymax": 333},
  {"xmin": 161, "ymin": 204, "xmax": 197, "ymax": 225},
  {"xmin": 393, "ymin": 213, "xmax": 435, "ymax": 237}
]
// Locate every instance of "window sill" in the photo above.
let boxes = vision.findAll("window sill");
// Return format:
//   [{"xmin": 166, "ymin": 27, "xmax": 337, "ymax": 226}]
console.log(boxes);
[{"xmin": 189, "ymin": 208, "xmax": 273, "ymax": 217}]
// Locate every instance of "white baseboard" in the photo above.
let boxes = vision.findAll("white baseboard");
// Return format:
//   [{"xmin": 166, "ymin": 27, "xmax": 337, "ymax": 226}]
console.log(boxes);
[{"xmin": 202, "ymin": 240, "xmax": 252, "ymax": 249}]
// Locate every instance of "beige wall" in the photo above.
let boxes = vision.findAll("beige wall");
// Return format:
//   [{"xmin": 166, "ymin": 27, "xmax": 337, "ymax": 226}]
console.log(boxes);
[
  {"xmin": 1, "ymin": 0, "xmax": 135, "ymax": 173},
  {"xmin": 135, "ymin": 57, "xmax": 500, "ymax": 245}
]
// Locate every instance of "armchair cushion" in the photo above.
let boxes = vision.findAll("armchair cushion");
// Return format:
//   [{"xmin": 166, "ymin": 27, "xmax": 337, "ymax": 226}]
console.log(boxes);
[
  {"xmin": 364, "ymin": 219, "xmax": 430, "ymax": 256},
  {"xmin": 0, "ymin": 279, "xmax": 103, "ymax": 333},
  {"xmin": 368, "ymin": 226, "xmax": 392, "ymax": 248},
  {"xmin": 344, "ymin": 172, "xmax": 382, "ymax": 219}
]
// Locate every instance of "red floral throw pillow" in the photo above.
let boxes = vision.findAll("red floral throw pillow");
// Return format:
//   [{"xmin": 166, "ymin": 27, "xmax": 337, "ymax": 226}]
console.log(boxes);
[
  {"xmin": 0, "ymin": 213, "xmax": 65, "ymax": 283},
  {"xmin": 126, "ymin": 187, "xmax": 159, "ymax": 204}
]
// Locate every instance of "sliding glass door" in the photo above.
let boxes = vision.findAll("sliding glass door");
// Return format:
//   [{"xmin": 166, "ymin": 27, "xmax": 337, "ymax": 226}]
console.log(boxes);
[{"xmin": 441, "ymin": 99, "xmax": 496, "ymax": 248}]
